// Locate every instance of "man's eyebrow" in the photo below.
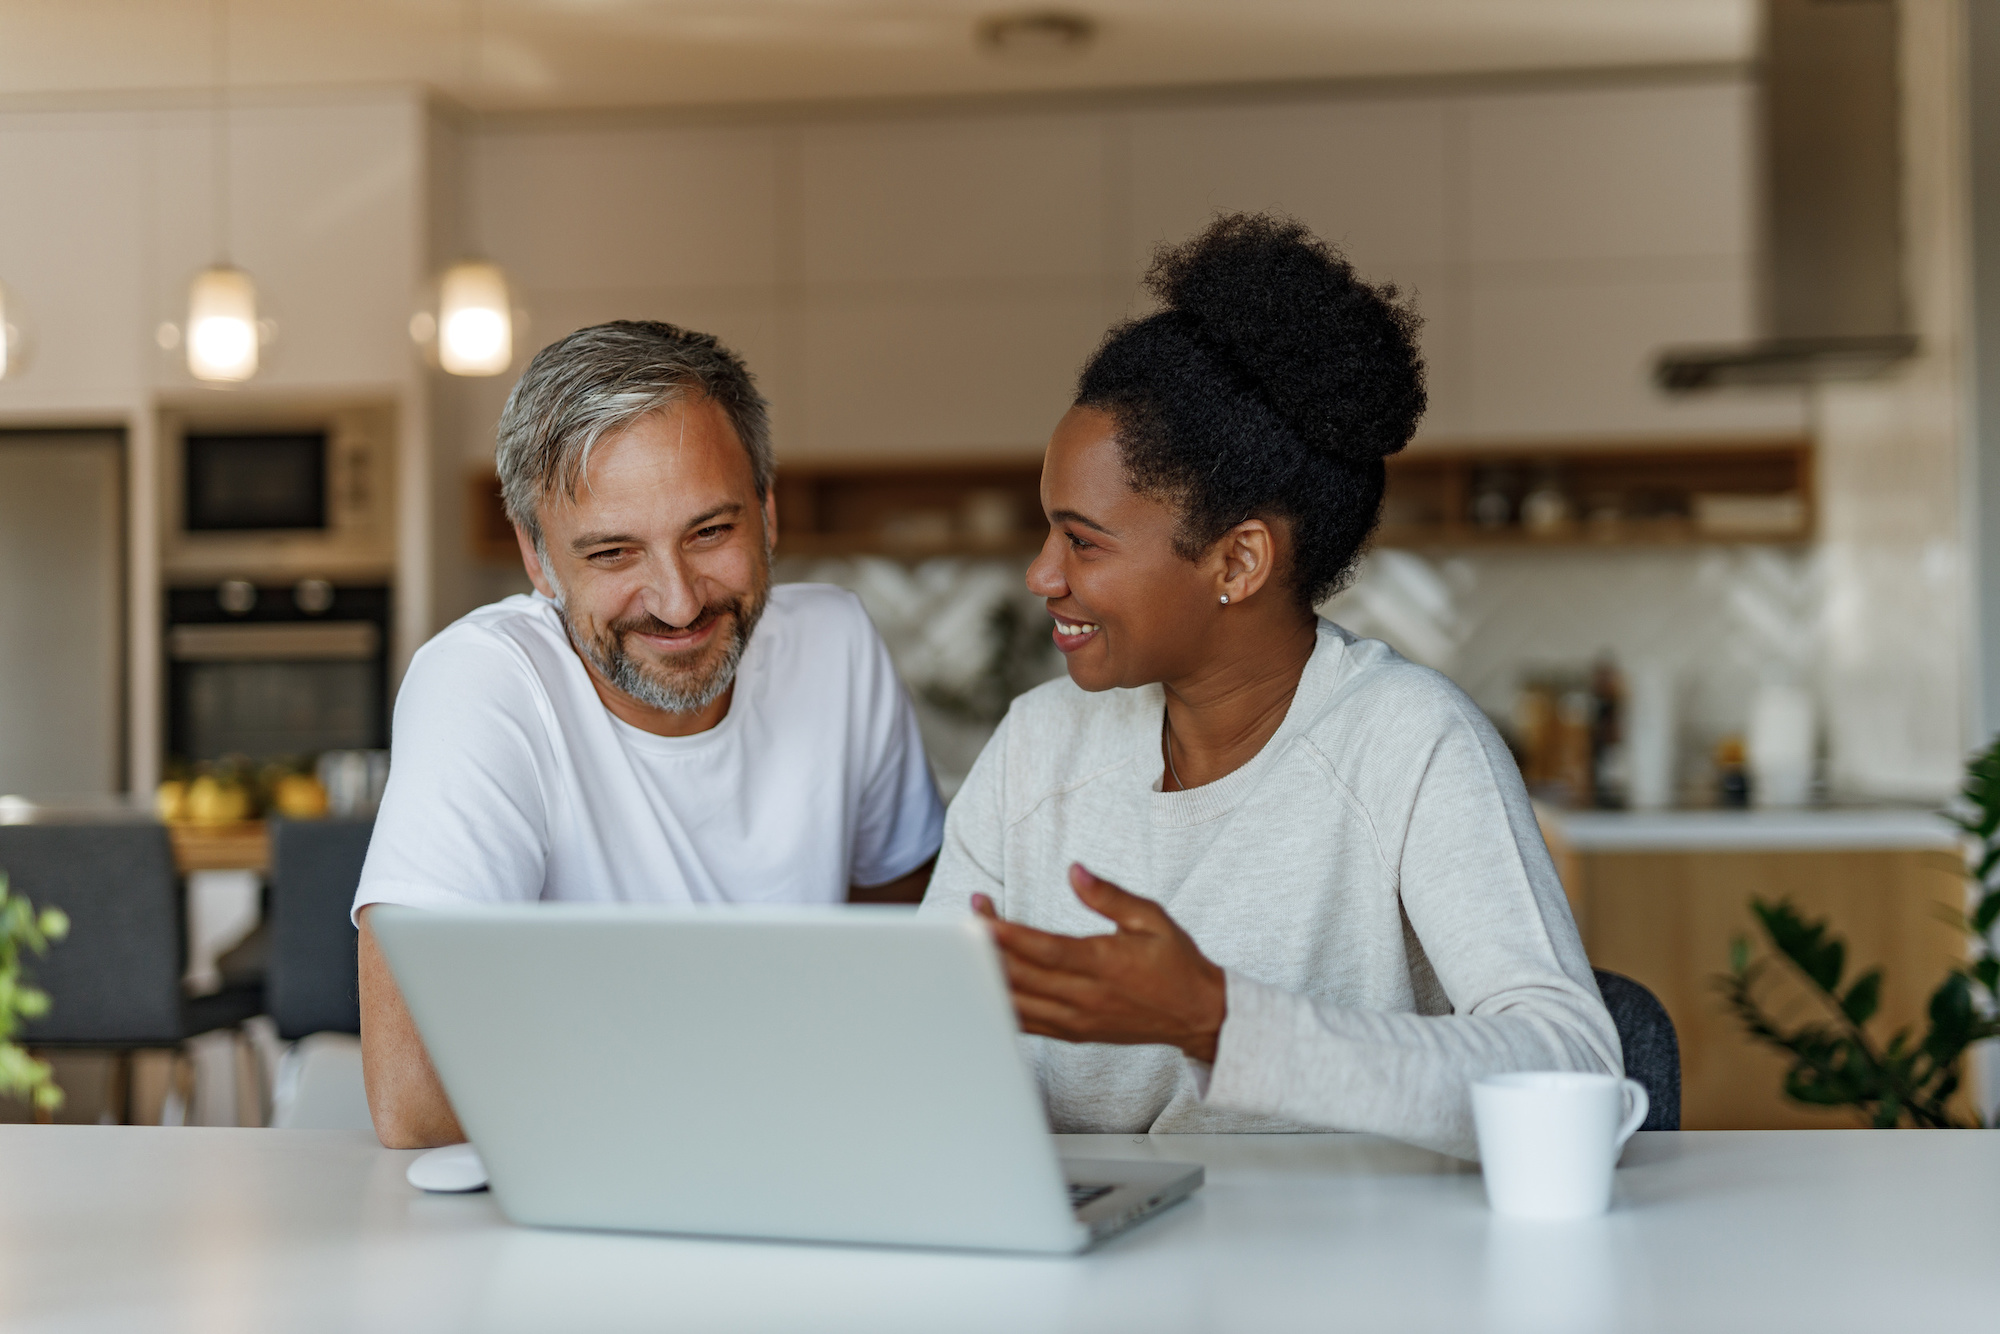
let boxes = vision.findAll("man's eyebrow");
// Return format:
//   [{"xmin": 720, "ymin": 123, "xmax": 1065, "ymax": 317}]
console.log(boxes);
[
  {"xmin": 569, "ymin": 531, "xmax": 641, "ymax": 553},
  {"xmin": 1050, "ymin": 508, "xmax": 1116, "ymax": 538},
  {"xmin": 684, "ymin": 502, "xmax": 744, "ymax": 529},
  {"xmin": 568, "ymin": 504, "xmax": 746, "ymax": 553}
]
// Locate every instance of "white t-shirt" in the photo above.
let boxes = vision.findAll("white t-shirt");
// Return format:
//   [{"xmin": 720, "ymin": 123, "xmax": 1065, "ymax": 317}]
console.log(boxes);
[{"xmin": 354, "ymin": 584, "xmax": 944, "ymax": 919}]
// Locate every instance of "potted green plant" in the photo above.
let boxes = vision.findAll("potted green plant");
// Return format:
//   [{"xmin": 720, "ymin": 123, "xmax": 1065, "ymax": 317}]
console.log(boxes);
[
  {"xmin": 1, "ymin": 871, "xmax": 70, "ymax": 1117},
  {"xmin": 1722, "ymin": 738, "xmax": 2000, "ymax": 1128}
]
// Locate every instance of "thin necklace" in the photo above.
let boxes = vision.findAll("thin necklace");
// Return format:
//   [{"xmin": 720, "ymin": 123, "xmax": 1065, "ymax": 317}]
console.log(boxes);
[{"xmin": 1162, "ymin": 708, "xmax": 1185, "ymax": 791}]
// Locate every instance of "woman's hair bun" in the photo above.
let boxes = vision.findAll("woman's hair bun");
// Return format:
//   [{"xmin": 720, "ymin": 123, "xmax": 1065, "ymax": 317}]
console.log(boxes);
[{"xmin": 1146, "ymin": 213, "xmax": 1424, "ymax": 464}]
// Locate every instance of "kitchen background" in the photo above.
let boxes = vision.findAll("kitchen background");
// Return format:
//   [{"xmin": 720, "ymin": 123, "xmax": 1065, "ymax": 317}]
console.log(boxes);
[{"xmin": 0, "ymin": 0, "xmax": 1992, "ymax": 1130}]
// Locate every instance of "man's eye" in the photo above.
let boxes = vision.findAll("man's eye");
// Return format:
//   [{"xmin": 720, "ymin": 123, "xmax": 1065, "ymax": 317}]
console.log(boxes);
[
  {"xmin": 588, "ymin": 548, "xmax": 630, "ymax": 562},
  {"xmin": 695, "ymin": 525, "xmax": 732, "ymax": 540}
]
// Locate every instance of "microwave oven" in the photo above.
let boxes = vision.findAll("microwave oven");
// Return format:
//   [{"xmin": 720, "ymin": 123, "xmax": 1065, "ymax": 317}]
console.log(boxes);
[{"xmin": 160, "ymin": 399, "xmax": 397, "ymax": 581}]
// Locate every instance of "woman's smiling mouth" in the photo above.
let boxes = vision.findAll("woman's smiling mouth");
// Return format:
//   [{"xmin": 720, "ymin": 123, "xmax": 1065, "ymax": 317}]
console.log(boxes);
[{"xmin": 1050, "ymin": 614, "xmax": 1101, "ymax": 653}]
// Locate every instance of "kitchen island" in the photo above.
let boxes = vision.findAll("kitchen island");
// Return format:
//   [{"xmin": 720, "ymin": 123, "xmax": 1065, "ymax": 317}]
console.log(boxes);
[{"xmin": 1537, "ymin": 805, "xmax": 1971, "ymax": 1129}]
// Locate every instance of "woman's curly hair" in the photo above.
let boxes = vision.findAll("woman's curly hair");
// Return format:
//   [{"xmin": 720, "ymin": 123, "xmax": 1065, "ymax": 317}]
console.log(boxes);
[{"xmin": 1075, "ymin": 213, "xmax": 1426, "ymax": 608}]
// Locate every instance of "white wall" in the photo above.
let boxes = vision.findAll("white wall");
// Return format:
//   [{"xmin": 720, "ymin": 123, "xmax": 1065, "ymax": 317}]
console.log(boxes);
[{"xmin": 0, "ymin": 90, "xmax": 432, "ymax": 793}]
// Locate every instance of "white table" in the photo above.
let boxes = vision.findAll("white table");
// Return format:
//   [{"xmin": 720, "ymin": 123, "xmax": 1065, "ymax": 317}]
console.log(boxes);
[{"xmin": 3, "ymin": 1126, "xmax": 1995, "ymax": 1332}]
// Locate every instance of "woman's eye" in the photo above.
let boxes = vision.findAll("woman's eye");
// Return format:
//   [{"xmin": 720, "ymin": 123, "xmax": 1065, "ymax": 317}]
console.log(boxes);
[{"xmin": 1065, "ymin": 530, "xmax": 1093, "ymax": 551}]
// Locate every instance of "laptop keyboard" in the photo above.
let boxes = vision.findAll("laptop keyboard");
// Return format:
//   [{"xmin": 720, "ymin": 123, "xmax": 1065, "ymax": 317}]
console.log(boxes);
[{"xmin": 1067, "ymin": 1183, "xmax": 1115, "ymax": 1210}]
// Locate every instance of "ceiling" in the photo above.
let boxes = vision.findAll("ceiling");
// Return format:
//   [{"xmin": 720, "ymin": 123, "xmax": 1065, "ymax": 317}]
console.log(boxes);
[{"xmin": 0, "ymin": 1, "xmax": 1756, "ymax": 113}]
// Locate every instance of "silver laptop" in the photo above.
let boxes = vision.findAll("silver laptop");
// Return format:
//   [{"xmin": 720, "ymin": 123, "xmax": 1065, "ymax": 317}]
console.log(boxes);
[{"xmin": 370, "ymin": 904, "xmax": 1202, "ymax": 1254}]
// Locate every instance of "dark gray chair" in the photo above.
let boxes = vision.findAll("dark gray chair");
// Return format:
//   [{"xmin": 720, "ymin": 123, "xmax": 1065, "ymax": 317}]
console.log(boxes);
[
  {"xmin": 265, "ymin": 818, "xmax": 372, "ymax": 1040},
  {"xmin": 1, "ymin": 822, "xmax": 261, "ymax": 1048},
  {"xmin": 1594, "ymin": 968, "xmax": 1680, "ymax": 1131}
]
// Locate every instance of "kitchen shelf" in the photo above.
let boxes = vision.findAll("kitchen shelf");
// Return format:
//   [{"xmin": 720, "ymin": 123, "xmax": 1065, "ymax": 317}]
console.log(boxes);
[
  {"xmin": 773, "ymin": 456, "xmax": 1045, "ymax": 560},
  {"xmin": 1380, "ymin": 437, "xmax": 1813, "ymax": 548},
  {"xmin": 468, "ymin": 436, "xmax": 1814, "ymax": 563}
]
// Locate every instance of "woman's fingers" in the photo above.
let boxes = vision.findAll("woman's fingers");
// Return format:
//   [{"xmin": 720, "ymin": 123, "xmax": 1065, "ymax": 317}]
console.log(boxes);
[
  {"xmin": 997, "ymin": 947, "xmax": 1108, "ymax": 1007},
  {"xmin": 1068, "ymin": 863, "xmax": 1172, "ymax": 935},
  {"xmin": 987, "ymin": 915, "xmax": 1101, "ymax": 972}
]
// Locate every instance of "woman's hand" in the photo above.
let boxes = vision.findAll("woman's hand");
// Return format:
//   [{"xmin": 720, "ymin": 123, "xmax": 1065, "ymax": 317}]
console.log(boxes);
[{"xmin": 972, "ymin": 864, "xmax": 1228, "ymax": 1064}]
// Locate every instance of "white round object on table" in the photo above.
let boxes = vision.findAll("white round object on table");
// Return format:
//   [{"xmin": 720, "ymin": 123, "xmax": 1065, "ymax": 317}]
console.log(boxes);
[{"xmin": 406, "ymin": 1143, "xmax": 488, "ymax": 1193}]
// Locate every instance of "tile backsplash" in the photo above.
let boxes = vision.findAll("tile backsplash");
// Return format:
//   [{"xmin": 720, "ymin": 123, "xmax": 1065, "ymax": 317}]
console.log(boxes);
[{"xmin": 783, "ymin": 543, "xmax": 1838, "ymax": 805}]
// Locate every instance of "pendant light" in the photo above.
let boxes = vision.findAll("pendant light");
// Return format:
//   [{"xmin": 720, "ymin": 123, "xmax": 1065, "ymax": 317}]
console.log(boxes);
[
  {"xmin": 189, "ymin": 0, "xmax": 259, "ymax": 383},
  {"xmin": 425, "ymin": 0, "xmax": 516, "ymax": 377},
  {"xmin": 0, "ymin": 282, "xmax": 24, "ymax": 382},
  {"xmin": 437, "ymin": 259, "xmax": 513, "ymax": 375}
]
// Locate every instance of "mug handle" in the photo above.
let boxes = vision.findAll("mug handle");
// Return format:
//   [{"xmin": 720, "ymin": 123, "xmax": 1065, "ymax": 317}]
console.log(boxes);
[{"xmin": 1615, "ymin": 1078, "xmax": 1650, "ymax": 1149}]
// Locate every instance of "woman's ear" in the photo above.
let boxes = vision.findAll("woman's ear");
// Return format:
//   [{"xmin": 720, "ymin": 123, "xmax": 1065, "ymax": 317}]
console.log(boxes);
[{"xmin": 1213, "ymin": 518, "xmax": 1278, "ymax": 604}]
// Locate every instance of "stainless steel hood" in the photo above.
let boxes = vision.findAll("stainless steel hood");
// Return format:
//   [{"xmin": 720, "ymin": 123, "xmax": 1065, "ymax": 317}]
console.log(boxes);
[{"xmin": 1656, "ymin": 0, "xmax": 1915, "ymax": 392}]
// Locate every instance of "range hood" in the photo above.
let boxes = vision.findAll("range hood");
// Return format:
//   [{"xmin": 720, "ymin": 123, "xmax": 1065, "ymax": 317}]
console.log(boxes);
[{"xmin": 1656, "ymin": 0, "xmax": 1916, "ymax": 392}]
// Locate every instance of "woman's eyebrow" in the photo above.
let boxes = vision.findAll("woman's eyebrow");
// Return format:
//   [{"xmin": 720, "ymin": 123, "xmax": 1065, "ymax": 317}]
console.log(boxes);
[{"xmin": 1050, "ymin": 508, "xmax": 1117, "ymax": 538}]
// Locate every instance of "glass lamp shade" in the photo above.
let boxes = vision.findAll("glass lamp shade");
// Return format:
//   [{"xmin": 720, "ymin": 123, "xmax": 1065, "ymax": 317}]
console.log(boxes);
[
  {"xmin": 0, "ymin": 282, "xmax": 12, "ymax": 381},
  {"xmin": 187, "ymin": 266, "xmax": 260, "ymax": 382},
  {"xmin": 438, "ymin": 260, "xmax": 513, "ymax": 376}
]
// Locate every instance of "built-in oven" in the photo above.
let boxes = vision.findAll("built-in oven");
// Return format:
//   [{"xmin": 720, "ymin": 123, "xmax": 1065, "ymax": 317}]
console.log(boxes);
[{"xmin": 165, "ymin": 582, "xmax": 391, "ymax": 767}]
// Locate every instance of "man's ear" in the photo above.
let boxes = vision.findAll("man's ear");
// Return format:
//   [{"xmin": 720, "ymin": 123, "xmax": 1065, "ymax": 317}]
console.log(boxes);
[
  {"xmin": 515, "ymin": 523, "xmax": 557, "ymax": 599},
  {"xmin": 761, "ymin": 488, "xmax": 779, "ymax": 555}
]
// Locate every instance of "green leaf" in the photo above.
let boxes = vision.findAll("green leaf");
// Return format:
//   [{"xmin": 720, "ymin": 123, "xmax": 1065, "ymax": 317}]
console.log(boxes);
[
  {"xmin": 1842, "ymin": 970, "xmax": 1882, "ymax": 1026},
  {"xmin": 1924, "ymin": 973, "xmax": 1975, "ymax": 1060},
  {"xmin": 1730, "ymin": 935, "xmax": 1750, "ymax": 974},
  {"xmin": 1973, "ymin": 957, "xmax": 2000, "ymax": 997},
  {"xmin": 1973, "ymin": 893, "xmax": 2000, "ymax": 937}
]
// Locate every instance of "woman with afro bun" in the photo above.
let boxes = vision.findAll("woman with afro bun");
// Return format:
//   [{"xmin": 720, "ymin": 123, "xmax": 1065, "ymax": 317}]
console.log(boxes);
[{"xmin": 919, "ymin": 215, "xmax": 1620, "ymax": 1160}]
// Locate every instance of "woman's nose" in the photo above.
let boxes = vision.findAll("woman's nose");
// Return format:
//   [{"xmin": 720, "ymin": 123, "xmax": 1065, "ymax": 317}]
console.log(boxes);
[{"xmin": 1025, "ymin": 529, "xmax": 1067, "ymax": 598}]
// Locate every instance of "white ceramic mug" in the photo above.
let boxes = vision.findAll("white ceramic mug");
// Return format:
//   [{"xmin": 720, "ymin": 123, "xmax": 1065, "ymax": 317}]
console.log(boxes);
[{"xmin": 1472, "ymin": 1072, "xmax": 1648, "ymax": 1220}]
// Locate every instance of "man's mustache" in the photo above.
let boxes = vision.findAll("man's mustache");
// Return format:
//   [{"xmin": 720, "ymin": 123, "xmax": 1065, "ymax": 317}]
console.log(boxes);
[{"xmin": 609, "ymin": 603, "xmax": 736, "ymax": 645}]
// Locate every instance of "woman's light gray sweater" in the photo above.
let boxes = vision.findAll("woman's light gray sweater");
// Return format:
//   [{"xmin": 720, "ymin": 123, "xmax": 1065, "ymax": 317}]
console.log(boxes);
[{"xmin": 920, "ymin": 620, "xmax": 1620, "ymax": 1160}]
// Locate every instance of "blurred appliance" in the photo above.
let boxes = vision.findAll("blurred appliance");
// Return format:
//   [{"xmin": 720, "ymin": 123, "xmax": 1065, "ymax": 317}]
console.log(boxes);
[
  {"xmin": 0, "ymin": 430, "xmax": 124, "ymax": 796},
  {"xmin": 160, "ymin": 400, "xmax": 395, "ymax": 582},
  {"xmin": 1657, "ymin": 0, "xmax": 1916, "ymax": 389},
  {"xmin": 166, "ymin": 583, "xmax": 390, "ymax": 767}
]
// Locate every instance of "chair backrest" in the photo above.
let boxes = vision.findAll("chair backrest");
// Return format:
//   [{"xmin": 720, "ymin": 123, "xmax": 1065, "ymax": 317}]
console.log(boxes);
[
  {"xmin": 266, "ymin": 818, "xmax": 373, "ymax": 1040},
  {"xmin": 1, "ymin": 822, "xmax": 185, "ymax": 1046},
  {"xmin": 1593, "ymin": 968, "xmax": 1681, "ymax": 1131}
]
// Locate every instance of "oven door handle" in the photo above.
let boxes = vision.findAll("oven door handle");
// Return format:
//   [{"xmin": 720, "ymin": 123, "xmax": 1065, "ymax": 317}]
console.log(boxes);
[{"xmin": 167, "ymin": 622, "xmax": 381, "ymax": 662}]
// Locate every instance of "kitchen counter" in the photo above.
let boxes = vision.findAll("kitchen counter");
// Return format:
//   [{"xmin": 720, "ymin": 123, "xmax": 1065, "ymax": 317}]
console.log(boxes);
[
  {"xmin": 1538, "ymin": 804, "xmax": 1962, "ymax": 853},
  {"xmin": 1534, "ymin": 803, "xmax": 1973, "ymax": 1130}
]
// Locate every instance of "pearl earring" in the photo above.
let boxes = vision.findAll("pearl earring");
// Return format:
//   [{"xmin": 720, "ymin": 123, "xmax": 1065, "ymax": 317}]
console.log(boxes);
[{"xmin": 1219, "ymin": 594, "xmax": 1230, "ymax": 605}]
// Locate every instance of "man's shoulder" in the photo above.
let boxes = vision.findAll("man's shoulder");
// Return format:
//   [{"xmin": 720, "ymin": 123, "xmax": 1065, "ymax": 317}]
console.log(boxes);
[
  {"xmin": 763, "ymin": 581, "xmax": 872, "ymax": 636},
  {"xmin": 405, "ymin": 593, "xmax": 570, "ymax": 699},
  {"xmin": 755, "ymin": 582, "xmax": 885, "ymax": 678}
]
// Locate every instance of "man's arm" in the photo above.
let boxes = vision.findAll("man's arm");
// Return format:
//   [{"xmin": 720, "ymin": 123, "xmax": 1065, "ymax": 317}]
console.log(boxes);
[
  {"xmin": 358, "ymin": 905, "xmax": 465, "ymax": 1149},
  {"xmin": 847, "ymin": 854, "xmax": 935, "ymax": 904}
]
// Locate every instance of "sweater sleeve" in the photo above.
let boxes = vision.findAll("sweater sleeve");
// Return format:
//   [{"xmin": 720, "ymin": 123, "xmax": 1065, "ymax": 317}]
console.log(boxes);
[
  {"xmin": 917, "ymin": 713, "xmax": 1011, "ymax": 917},
  {"xmin": 1201, "ymin": 698, "xmax": 1621, "ymax": 1160}
]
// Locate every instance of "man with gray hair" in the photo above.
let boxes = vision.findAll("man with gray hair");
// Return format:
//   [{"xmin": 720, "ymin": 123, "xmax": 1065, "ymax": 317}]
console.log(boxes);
[{"xmin": 353, "ymin": 321, "xmax": 944, "ymax": 1148}]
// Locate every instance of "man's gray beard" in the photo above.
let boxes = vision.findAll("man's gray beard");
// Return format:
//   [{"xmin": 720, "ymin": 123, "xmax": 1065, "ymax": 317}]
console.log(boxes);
[{"xmin": 548, "ymin": 577, "xmax": 767, "ymax": 715}]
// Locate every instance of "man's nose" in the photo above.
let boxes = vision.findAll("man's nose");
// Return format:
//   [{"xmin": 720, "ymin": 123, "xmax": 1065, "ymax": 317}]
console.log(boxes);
[{"xmin": 638, "ymin": 552, "xmax": 705, "ymax": 627}]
